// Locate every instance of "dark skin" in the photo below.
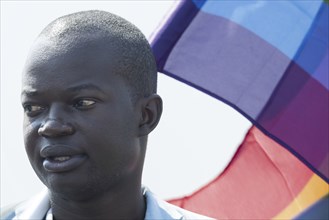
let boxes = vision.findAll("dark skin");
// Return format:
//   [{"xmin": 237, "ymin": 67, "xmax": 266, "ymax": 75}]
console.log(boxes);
[{"xmin": 21, "ymin": 36, "xmax": 162, "ymax": 220}]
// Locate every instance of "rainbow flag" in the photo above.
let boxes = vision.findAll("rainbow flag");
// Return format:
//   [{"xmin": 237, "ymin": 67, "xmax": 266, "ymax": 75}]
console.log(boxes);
[{"xmin": 151, "ymin": 0, "xmax": 329, "ymax": 219}]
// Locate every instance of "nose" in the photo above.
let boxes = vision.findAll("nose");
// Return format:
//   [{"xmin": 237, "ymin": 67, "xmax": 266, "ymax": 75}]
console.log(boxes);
[
  {"xmin": 38, "ymin": 119, "xmax": 75, "ymax": 138},
  {"xmin": 38, "ymin": 104, "xmax": 75, "ymax": 138}
]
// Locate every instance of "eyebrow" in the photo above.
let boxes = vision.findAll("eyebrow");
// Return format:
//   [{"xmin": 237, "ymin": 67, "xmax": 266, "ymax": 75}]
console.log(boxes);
[
  {"xmin": 21, "ymin": 90, "xmax": 38, "ymax": 97},
  {"xmin": 21, "ymin": 83, "xmax": 106, "ymax": 97},
  {"xmin": 66, "ymin": 83, "xmax": 106, "ymax": 94}
]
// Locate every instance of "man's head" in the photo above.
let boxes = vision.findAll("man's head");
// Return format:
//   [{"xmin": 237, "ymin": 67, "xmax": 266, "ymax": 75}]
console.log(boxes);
[
  {"xmin": 30, "ymin": 10, "xmax": 157, "ymax": 101},
  {"xmin": 21, "ymin": 10, "xmax": 162, "ymax": 201}
]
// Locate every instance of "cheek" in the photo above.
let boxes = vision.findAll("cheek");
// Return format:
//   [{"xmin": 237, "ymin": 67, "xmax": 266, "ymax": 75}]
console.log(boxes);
[
  {"xmin": 23, "ymin": 119, "xmax": 53, "ymax": 186},
  {"xmin": 75, "ymin": 102, "xmax": 140, "ymax": 174},
  {"xmin": 84, "ymin": 121, "xmax": 141, "ymax": 175},
  {"xmin": 85, "ymin": 106, "xmax": 138, "ymax": 144},
  {"xmin": 87, "ymin": 130, "xmax": 139, "ymax": 163},
  {"xmin": 23, "ymin": 119, "xmax": 41, "ymax": 163}
]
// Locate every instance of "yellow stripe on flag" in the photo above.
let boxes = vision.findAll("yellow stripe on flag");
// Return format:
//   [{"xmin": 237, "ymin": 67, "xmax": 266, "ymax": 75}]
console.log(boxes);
[{"xmin": 273, "ymin": 174, "xmax": 329, "ymax": 220}]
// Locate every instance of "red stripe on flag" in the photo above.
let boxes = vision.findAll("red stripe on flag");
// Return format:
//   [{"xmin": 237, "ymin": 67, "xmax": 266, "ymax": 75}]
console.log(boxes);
[{"xmin": 168, "ymin": 126, "xmax": 315, "ymax": 219}]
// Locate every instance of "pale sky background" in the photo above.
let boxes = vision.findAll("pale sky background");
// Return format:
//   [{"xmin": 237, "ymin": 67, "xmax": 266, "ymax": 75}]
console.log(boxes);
[{"xmin": 1, "ymin": 1, "xmax": 251, "ymax": 207}]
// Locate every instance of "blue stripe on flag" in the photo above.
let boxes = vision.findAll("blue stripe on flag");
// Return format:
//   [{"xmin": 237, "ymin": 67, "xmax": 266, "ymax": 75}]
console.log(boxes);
[{"xmin": 193, "ymin": 0, "xmax": 322, "ymax": 60}]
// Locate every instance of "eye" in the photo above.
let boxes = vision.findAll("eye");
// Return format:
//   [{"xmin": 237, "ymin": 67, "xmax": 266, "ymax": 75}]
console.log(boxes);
[
  {"xmin": 23, "ymin": 104, "xmax": 45, "ymax": 116},
  {"xmin": 73, "ymin": 99, "xmax": 96, "ymax": 109}
]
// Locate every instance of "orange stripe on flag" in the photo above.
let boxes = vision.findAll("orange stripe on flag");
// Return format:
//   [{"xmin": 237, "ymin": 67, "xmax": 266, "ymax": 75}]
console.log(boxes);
[{"xmin": 273, "ymin": 174, "xmax": 329, "ymax": 219}]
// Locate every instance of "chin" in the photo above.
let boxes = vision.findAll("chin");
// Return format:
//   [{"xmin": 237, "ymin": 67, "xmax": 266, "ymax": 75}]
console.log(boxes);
[
  {"xmin": 48, "ymin": 181, "xmax": 99, "ymax": 202},
  {"xmin": 46, "ymin": 171, "xmax": 121, "ymax": 202}
]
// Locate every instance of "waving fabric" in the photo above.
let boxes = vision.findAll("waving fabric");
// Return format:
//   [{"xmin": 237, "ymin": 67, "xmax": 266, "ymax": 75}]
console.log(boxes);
[{"xmin": 151, "ymin": 0, "xmax": 329, "ymax": 219}]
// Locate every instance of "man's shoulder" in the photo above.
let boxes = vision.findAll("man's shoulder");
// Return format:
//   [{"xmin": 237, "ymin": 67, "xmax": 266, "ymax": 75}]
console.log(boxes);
[
  {"xmin": 151, "ymin": 199, "xmax": 213, "ymax": 220},
  {"xmin": 1, "ymin": 206, "xmax": 15, "ymax": 219},
  {"xmin": 1, "ymin": 189, "xmax": 50, "ymax": 220},
  {"xmin": 143, "ymin": 187, "xmax": 213, "ymax": 220},
  {"xmin": 1, "ymin": 202, "xmax": 21, "ymax": 220}
]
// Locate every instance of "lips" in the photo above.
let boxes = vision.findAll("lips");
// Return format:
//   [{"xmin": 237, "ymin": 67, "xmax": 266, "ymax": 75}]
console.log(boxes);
[{"xmin": 40, "ymin": 145, "xmax": 87, "ymax": 173}]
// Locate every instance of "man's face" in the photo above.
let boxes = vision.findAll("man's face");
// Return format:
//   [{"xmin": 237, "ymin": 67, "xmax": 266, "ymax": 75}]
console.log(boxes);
[{"xmin": 21, "ymin": 38, "xmax": 143, "ymax": 200}]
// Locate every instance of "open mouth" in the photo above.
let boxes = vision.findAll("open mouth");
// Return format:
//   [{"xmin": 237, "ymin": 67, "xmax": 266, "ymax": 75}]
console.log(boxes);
[
  {"xmin": 43, "ymin": 154, "xmax": 87, "ymax": 173},
  {"xmin": 40, "ymin": 145, "xmax": 87, "ymax": 173},
  {"xmin": 49, "ymin": 156, "xmax": 71, "ymax": 162}
]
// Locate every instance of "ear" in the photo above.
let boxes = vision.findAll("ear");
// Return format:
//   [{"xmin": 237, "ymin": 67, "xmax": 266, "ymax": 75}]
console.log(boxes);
[{"xmin": 138, "ymin": 94, "xmax": 163, "ymax": 137}]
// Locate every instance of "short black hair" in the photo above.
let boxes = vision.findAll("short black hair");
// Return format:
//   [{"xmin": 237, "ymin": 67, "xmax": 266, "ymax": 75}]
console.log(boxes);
[{"xmin": 39, "ymin": 10, "xmax": 157, "ymax": 100}]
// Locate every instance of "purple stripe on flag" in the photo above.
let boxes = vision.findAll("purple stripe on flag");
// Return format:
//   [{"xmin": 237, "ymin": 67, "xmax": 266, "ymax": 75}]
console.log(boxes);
[
  {"xmin": 163, "ymin": 11, "xmax": 290, "ymax": 119},
  {"xmin": 257, "ymin": 61, "xmax": 329, "ymax": 181},
  {"xmin": 152, "ymin": 3, "xmax": 329, "ymax": 182},
  {"xmin": 151, "ymin": 0, "xmax": 205, "ymax": 70}
]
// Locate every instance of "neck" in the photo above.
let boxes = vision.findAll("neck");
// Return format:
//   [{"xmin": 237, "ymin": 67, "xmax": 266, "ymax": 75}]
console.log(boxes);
[{"xmin": 49, "ymin": 184, "xmax": 146, "ymax": 220}]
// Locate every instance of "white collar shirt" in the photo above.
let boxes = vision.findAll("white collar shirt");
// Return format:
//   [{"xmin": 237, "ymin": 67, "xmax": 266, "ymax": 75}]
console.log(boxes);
[{"xmin": 8, "ymin": 187, "xmax": 211, "ymax": 220}]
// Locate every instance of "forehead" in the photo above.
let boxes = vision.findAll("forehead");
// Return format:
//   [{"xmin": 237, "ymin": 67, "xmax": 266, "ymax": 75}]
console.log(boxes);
[
  {"xmin": 23, "ymin": 36, "xmax": 122, "ymax": 84},
  {"xmin": 21, "ymin": 36, "xmax": 133, "ymax": 99},
  {"xmin": 28, "ymin": 34, "xmax": 120, "ymax": 67}
]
